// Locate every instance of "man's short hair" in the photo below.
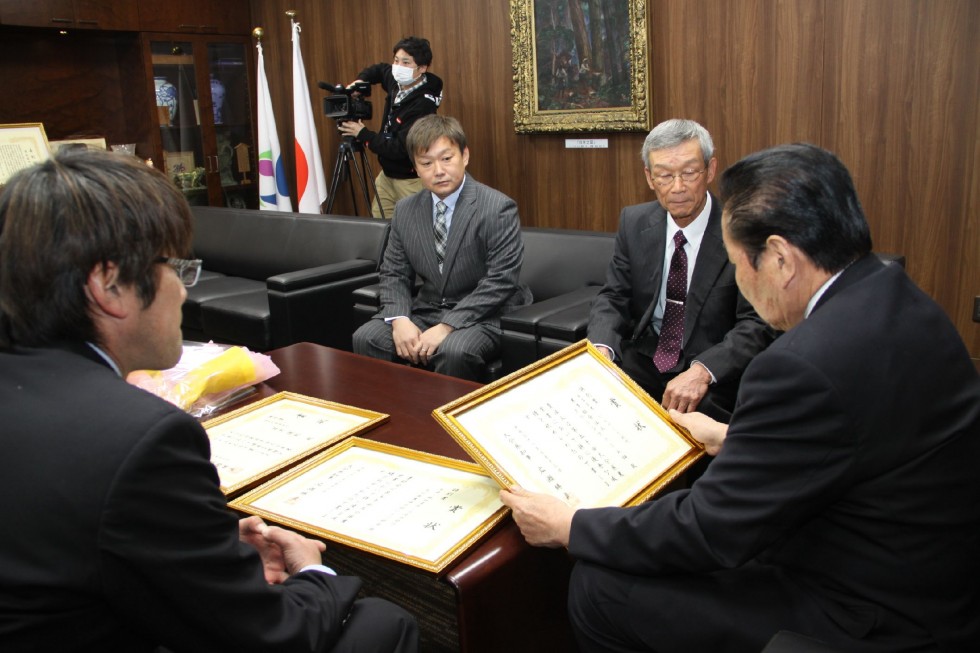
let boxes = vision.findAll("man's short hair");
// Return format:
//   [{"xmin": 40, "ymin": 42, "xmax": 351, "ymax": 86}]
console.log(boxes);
[
  {"xmin": 720, "ymin": 143, "xmax": 872, "ymax": 272},
  {"xmin": 0, "ymin": 149, "xmax": 192, "ymax": 350},
  {"xmin": 641, "ymin": 118, "xmax": 714, "ymax": 167},
  {"xmin": 407, "ymin": 114, "xmax": 467, "ymax": 161},
  {"xmin": 394, "ymin": 36, "xmax": 432, "ymax": 67}
]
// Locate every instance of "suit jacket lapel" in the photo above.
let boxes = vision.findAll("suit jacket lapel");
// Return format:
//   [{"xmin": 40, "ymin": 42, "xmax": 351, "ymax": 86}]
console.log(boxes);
[
  {"xmin": 633, "ymin": 206, "xmax": 668, "ymax": 338},
  {"xmin": 413, "ymin": 193, "xmax": 442, "ymax": 278},
  {"xmin": 438, "ymin": 176, "xmax": 476, "ymax": 291},
  {"xmin": 683, "ymin": 198, "xmax": 726, "ymax": 345}
]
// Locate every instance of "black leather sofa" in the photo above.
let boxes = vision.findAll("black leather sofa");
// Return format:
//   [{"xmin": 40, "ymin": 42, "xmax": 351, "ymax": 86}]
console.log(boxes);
[
  {"xmin": 351, "ymin": 226, "xmax": 616, "ymax": 379},
  {"xmin": 351, "ymin": 229, "xmax": 907, "ymax": 380},
  {"xmin": 184, "ymin": 207, "xmax": 389, "ymax": 352}
]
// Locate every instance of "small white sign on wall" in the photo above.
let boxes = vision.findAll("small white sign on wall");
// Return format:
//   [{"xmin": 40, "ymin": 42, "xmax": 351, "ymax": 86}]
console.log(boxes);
[{"xmin": 564, "ymin": 138, "xmax": 609, "ymax": 149}]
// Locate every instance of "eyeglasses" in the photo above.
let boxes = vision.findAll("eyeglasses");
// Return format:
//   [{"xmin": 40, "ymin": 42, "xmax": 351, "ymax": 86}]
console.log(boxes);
[
  {"xmin": 650, "ymin": 168, "xmax": 706, "ymax": 188},
  {"xmin": 156, "ymin": 257, "xmax": 202, "ymax": 287}
]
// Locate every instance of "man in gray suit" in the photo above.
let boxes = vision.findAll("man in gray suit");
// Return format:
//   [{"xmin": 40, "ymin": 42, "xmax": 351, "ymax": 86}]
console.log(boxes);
[
  {"xmin": 588, "ymin": 119, "xmax": 773, "ymax": 421},
  {"xmin": 353, "ymin": 115, "xmax": 530, "ymax": 381}
]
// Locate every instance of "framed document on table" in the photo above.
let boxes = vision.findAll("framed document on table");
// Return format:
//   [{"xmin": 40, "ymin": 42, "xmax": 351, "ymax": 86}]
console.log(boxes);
[
  {"xmin": 230, "ymin": 438, "xmax": 508, "ymax": 573},
  {"xmin": 433, "ymin": 340, "xmax": 703, "ymax": 507},
  {"xmin": 0, "ymin": 123, "xmax": 50, "ymax": 185},
  {"xmin": 203, "ymin": 391, "xmax": 388, "ymax": 495}
]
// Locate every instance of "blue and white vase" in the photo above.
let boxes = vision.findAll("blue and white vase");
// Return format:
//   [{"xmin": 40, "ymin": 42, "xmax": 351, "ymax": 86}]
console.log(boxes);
[
  {"xmin": 210, "ymin": 75, "xmax": 226, "ymax": 125},
  {"xmin": 154, "ymin": 76, "xmax": 177, "ymax": 124}
]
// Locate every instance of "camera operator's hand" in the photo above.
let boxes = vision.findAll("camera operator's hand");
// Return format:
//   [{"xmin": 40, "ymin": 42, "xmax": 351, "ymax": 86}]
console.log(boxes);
[
  {"xmin": 346, "ymin": 79, "xmax": 366, "ymax": 94},
  {"xmin": 338, "ymin": 120, "xmax": 365, "ymax": 138}
]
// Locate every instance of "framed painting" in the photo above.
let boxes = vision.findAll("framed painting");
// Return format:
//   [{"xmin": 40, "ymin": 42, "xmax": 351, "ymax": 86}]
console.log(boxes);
[{"xmin": 511, "ymin": 0, "xmax": 650, "ymax": 133}]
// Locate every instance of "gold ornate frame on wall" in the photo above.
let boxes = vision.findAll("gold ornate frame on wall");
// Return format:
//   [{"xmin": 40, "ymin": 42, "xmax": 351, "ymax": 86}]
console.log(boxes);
[{"xmin": 511, "ymin": 0, "xmax": 650, "ymax": 133}]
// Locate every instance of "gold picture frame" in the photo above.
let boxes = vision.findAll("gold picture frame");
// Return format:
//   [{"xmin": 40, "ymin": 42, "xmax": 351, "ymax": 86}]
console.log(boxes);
[
  {"xmin": 163, "ymin": 150, "xmax": 196, "ymax": 177},
  {"xmin": 511, "ymin": 0, "xmax": 650, "ymax": 133},
  {"xmin": 202, "ymin": 391, "xmax": 389, "ymax": 495},
  {"xmin": 433, "ymin": 340, "xmax": 703, "ymax": 507},
  {"xmin": 231, "ymin": 438, "xmax": 509, "ymax": 574},
  {"xmin": 0, "ymin": 122, "xmax": 50, "ymax": 185}
]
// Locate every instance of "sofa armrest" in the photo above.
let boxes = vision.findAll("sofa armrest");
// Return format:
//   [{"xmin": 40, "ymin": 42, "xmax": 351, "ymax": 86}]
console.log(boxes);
[
  {"xmin": 351, "ymin": 282, "xmax": 382, "ymax": 309},
  {"xmin": 267, "ymin": 259, "xmax": 377, "ymax": 292},
  {"xmin": 268, "ymin": 272, "xmax": 379, "ymax": 351},
  {"xmin": 500, "ymin": 286, "xmax": 601, "ymax": 335},
  {"xmin": 536, "ymin": 301, "xmax": 593, "ymax": 341}
]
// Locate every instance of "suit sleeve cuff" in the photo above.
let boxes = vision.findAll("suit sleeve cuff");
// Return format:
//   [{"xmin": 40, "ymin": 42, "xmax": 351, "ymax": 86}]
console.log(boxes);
[
  {"xmin": 299, "ymin": 564, "xmax": 337, "ymax": 576},
  {"xmin": 691, "ymin": 360, "xmax": 717, "ymax": 384}
]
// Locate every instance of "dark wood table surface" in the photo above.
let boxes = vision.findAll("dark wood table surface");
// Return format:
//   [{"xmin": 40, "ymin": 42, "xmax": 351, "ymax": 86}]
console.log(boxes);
[{"xmin": 238, "ymin": 343, "xmax": 576, "ymax": 653}]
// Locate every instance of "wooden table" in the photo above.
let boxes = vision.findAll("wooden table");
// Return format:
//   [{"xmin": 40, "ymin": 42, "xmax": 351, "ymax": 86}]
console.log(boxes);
[{"xmin": 237, "ymin": 343, "xmax": 576, "ymax": 653}]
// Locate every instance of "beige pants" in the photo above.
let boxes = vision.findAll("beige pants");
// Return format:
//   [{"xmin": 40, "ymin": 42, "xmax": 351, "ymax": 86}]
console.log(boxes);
[{"xmin": 372, "ymin": 172, "xmax": 424, "ymax": 219}]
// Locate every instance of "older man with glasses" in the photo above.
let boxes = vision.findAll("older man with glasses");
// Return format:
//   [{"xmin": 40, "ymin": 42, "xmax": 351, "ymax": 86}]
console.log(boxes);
[{"xmin": 588, "ymin": 118, "xmax": 774, "ymax": 425}]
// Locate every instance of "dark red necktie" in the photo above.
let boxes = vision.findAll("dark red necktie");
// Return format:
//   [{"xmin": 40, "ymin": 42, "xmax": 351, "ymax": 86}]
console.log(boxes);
[{"xmin": 653, "ymin": 230, "xmax": 687, "ymax": 373}]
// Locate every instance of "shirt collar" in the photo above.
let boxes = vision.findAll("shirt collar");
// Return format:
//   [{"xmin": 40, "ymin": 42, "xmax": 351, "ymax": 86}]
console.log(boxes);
[
  {"xmin": 86, "ymin": 342, "xmax": 122, "ymax": 377},
  {"xmin": 804, "ymin": 268, "xmax": 845, "ymax": 318}
]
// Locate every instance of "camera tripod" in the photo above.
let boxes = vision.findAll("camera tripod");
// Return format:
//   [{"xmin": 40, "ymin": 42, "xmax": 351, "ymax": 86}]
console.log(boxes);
[{"xmin": 325, "ymin": 136, "xmax": 384, "ymax": 218}]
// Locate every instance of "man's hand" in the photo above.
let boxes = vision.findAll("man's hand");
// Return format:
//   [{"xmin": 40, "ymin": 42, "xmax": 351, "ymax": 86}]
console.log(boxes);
[
  {"xmin": 418, "ymin": 323, "xmax": 454, "ymax": 366},
  {"xmin": 595, "ymin": 345, "xmax": 615, "ymax": 361},
  {"xmin": 392, "ymin": 318, "xmax": 423, "ymax": 363},
  {"xmin": 669, "ymin": 409, "xmax": 727, "ymax": 456},
  {"xmin": 338, "ymin": 120, "xmax": 365, "ymax": 138},
  {"xmin": 499, "ymin": 486, "xmax": 576, "ymax": 548},
  {"xmin": 239, "ymin": 516, "xmax": 326, "ymax": 583},
  {"xmin": 662, "ymin": 364, "xmax": 712, "ymax": 413}
]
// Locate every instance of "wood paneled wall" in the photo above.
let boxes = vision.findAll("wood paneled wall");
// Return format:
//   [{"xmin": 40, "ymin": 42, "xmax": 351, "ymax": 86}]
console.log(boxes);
[{"xmin": 248, "ymin": 0, "xmax": 980, "ymax": 357}]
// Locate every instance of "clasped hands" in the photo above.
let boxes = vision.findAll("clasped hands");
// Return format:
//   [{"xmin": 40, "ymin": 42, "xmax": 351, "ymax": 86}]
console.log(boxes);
[
  {"xmin": 391, "ymin": 318, "xmax": 453, "ymax": 366},
  {"xmin": 239, "ymin": 515, "xmax": 325, "ymax": 584}
]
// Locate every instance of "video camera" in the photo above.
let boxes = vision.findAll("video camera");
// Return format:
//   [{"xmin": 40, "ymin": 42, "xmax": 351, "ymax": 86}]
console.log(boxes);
[{"xmin": 319, "ymin": 81, "xmax": 373, "ymax": 122}]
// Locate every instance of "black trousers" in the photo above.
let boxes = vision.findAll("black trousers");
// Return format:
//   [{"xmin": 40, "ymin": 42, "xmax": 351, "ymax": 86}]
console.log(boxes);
[{"xmin": 567, "ymin": 560, "xmax": 932, "ymax": 653}]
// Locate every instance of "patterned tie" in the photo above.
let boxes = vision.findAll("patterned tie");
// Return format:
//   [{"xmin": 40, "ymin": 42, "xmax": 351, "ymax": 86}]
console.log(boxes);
[
  {"xmin": 434, "ymin": 200, "xmax": 448, "ymax": 272},
  {"xmin": 653, "ymin": 230, "xmax": 688, "ymax": 373}
]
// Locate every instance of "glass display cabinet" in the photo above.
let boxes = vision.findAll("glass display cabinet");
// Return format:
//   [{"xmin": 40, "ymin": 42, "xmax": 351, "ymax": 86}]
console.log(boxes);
[{"xmin": 143, "ymin": 34, "xmax": 257, "ymax": 208}]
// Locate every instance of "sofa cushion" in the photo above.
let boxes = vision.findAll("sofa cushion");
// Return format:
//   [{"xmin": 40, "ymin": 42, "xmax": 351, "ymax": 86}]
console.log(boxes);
[
  {"xmin": 518, "ymin": 228, "xmax": 614, "ymax": 300},
  {"xmin": 182, "ymin": 276, "xmax": 265, "ymax": 330},
  {"xmin": 200, "ymin": 290, "xmax": 272, "ymax": 350},
  {"xmin": 191, "ymin": 207, "xmax": 388, "ymax": 280}
]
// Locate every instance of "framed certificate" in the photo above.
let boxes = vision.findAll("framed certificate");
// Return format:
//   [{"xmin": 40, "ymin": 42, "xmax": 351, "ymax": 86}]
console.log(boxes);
[
  {"xmin": 203, "ymin": 391, "xmax": 388, "ymax": 495},
  {"xmin": 0, "ymin": 123, "xmax": 50, "ymax": 185},
  {"xmin": 230, "ymin": 438, "xmax": 509, "ymax": 573},
  {"xmin": 433, "ymin": 340, "xmax": 703, "ymax": 507}
]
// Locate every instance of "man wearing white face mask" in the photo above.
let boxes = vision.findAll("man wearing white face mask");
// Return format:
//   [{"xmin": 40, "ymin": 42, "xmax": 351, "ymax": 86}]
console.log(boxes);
[{"xmin": 339, "ymin": 36, "xmax": 443, "ymax": 219}]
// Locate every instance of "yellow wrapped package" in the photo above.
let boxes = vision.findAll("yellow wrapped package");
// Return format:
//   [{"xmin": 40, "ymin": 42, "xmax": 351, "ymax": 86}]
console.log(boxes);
[{"xmin": 128, "ymin": 343, "xmax": 280, "ymax": 416}]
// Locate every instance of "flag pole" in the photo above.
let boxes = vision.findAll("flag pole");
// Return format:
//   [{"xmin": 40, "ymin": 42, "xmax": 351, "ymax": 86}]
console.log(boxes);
[
  {"xmin": 254, "ymin": 25, "xmax": 293, "ymax": 211},
  {"xmin": 287, "ymin": 9, "xmax": 328, "ymax": 214}
]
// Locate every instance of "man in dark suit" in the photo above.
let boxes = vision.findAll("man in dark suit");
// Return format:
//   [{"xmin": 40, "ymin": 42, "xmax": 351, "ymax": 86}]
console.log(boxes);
[
  {"xmin": 589, "ymin": 119, "xmax": 773, "ymax": 421},
  {"xmin": 0, "ymin": 149, "xmax": 418, "ymax": 652},
  {"xmin": 353, "ymin": 114, "xmax": 530, "ymax": 381},
  {"xmin": 501, "ymin": 144, "xmax": 980, "ymax": 651}
]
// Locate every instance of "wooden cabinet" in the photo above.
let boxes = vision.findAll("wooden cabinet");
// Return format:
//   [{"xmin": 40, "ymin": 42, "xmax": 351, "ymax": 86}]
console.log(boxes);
[
  {"xmin": 0, "ymin": 0, "xmax": 138, "ymax": 30},
  {"xmin": 137, "ymin": 0, "xmax": 251, "ymax": 35},
  {"xmin": 144, "ymin": 34, "xmax": 257, "ymax": 209}
]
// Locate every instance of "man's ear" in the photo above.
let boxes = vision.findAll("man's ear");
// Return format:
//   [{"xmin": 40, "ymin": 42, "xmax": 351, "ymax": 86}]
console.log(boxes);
[
  {"xmin": 765, "ymin": 235, "xmax": 799, "ymax": 288},
  {"xmin": 85, "ymin": 262, "xmax": 129, "ymax": 319}
]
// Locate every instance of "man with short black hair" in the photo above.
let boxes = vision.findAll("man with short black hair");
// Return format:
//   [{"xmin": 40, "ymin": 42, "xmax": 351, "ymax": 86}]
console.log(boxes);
[
  {"xmin": 0, "ymin": 149, "xmax": 418, "ymax": 652},
  {"xmin": 503, "ymin": 143, "xmax": 980, "ymax": 652},
  {"xmin": 339, "ymin": 36, "xmax": 443, "ymax": 218},
  {"xmin": 353, "ymin": 115, "xmax": 530, "ymax": 381}
]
